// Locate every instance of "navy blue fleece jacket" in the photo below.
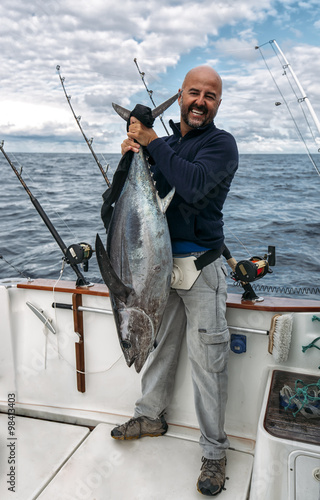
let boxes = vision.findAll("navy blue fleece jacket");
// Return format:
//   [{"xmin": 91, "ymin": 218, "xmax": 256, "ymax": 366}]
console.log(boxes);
[{"xmin": 146, "ymin": 120, "xmax": 238, "ymax": 251}]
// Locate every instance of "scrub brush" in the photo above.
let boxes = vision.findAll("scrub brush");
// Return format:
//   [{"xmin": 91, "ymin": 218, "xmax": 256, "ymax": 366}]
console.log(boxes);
[{"xmin": 268, "ymin": 314, "xmax": 293, "ymax": 363}]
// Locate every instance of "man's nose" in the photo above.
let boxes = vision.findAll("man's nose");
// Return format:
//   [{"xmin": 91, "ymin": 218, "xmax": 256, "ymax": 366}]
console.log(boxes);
[{"xmin": 195, "ymin": 94, "xmax": 205, "ymax": 106}]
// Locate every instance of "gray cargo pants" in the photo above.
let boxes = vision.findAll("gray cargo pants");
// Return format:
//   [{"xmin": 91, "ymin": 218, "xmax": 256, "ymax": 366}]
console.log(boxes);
[{"xmin": 134, "ymin": 256, "xmax": 230, "ymax": 460}]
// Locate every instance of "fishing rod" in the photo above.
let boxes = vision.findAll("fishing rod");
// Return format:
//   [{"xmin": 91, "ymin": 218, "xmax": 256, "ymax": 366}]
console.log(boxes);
[
  {"xmin": 134, "ymin": 58, "xmax": 171, "ymax": 136},
  {"xmin": 0, "ymin": 254, "xmax": 31, "ymax": 281},
  {"xmin": 0, "ymin": 143, "xmax": 93, "ymax": 287},
  {"xmin": 56, "ymin": 65, "xmax": 111, "ymax": 187}
]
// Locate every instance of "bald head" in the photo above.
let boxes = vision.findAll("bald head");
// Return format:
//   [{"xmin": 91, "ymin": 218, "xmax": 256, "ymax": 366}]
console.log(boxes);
[
  {"xmin": 178, "ymin": 65, "xmax": 222, "ymax": 135},
  {"xmin": 182, "ymin": 66, "xmax": 222, "ymax": 98}
]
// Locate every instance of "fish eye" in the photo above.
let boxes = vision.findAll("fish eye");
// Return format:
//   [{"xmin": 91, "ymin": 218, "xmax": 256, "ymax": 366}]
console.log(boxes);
[{"xmin": 121, "ymin": 340, "xmax": 132, "ymax": 350}]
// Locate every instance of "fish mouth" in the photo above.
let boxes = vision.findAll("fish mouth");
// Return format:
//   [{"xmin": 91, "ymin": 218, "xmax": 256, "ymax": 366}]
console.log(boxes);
[
  {"xmin": 127, "ymin": 356, "xmax": 137, "ymax": 368},
  {"xmin": 123, "ymin": 349, "xmax": 148, "ymax": 374},
  {"xmin": 118, "ymin": 307, "xmax": 155, "ymax": 372},
  {"xmin": 124, "ymin": 352, "xmax": 146, "ymax": 373},
  {"xmin": 134, "ymin": 352, "xmax": 148, "ymax": 373},
  {"xmin": 121, "ymin": 341, "xmax": 148, "ymax": 373}
]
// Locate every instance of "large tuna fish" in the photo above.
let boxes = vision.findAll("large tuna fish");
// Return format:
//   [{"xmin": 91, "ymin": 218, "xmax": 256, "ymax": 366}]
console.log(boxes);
[{"xmin": 96, "ymin": 98, "xmax": 177, "ymax": 372}]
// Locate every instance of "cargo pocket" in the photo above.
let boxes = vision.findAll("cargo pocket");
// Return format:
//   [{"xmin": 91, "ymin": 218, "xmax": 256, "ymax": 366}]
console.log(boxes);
[
  {"xmin": 201, "ymin": 259, "xmax": 228, "ymax": 293},
  {"xmin": 199, "ymin": 329, "xmax": 230, "ymax": 373}
]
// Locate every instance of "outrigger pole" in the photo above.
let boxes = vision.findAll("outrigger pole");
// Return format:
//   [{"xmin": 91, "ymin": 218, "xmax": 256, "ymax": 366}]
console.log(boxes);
[
  {"xmin": 0, "ymin": 143, "xmax": 91, "ymax": 287},
  {"xmin": 270, "ymin": 40, "xmax": 320, "ymax": 138},
  {"xmin": 56, "ymin": 65, "xmax": 111, "ymax": 187},
  {"xmin": 256, "ymin": 40, "xmax": 320, "ymax": 177}
]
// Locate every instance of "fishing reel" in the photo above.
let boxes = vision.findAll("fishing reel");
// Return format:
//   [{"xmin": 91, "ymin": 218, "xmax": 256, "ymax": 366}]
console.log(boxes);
[
  {"xmin": 231, "ymin": 246, "xmax": 275, "ymax": 283},
  {"xmin": 65, "ymin": 242, "xmax": 93, "ymax": 272}
]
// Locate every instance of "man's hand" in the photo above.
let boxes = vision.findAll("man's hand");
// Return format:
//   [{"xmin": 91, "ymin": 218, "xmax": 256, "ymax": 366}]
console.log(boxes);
[
  {"xmin": 121, "ymin": 137, "xmax": 140, "ymax": 155},
  {"xmin": 127, "ymin": 118, "xmax": 158, "ymax": 147}
]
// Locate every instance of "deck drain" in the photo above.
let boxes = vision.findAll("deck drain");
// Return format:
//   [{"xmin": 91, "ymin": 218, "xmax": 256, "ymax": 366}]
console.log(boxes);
[{"xmin": 312, "ymin": 468, "xmax": 320, "ymax": 482}]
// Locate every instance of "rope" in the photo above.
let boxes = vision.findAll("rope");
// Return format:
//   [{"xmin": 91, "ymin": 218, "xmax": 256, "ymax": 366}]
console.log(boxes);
[
  {"xmin": 43, "ymin": 332, "xmax": 122, "ymax": 375},
  {"xmin": 280, "ymin": 378, "xmax": 320, "ymax": 417},
  {"xmin": 302, "ymin": 336, "xmax": 320, "ymax": 353},
  {"xmin": 50, "ymin": 268, "xmax": 123, "ymax": 375},
  {"xmin": 52, "ymin": 262, "xmax": 67, "ymax": 359}
]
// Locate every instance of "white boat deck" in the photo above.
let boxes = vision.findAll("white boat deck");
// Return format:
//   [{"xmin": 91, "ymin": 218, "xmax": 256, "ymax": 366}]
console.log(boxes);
[
  {"xmin": 0, "ymin": 411, "xmax": 253, "ymax": 500},
  {"xmin": 0, "ymin": 414, "xmax": 89, "ymax": 500},
  {"xmin": 35, "ymin": 423, "xmax": 252, "ymax": 500}
]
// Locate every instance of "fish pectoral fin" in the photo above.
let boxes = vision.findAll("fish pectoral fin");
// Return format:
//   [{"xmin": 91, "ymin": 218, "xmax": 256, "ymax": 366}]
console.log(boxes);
[
  {"xmin": 152, "ymin": 92, "xmax": 180, "ymax": 119},
  {"xmin": 156, "ymin": 186, "xmax": 175, "ymax": 213},
  {"xmin": 112, "ymin": 103, "xmax": 131, "ymax": 122},
  {"xmin": 95, "ymin": 234, "xmax": 133, "ymax": 302},
  {"xmin": 113, "ymin": 93, "xmax": 179, "ymax": 123}
]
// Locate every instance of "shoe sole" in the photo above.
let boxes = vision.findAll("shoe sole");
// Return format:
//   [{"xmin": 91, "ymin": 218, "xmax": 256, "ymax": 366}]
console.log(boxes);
[
  {"xmin": 197, "ymin": 482, "xmax": 225, "ymax": 496},
  {"xmin": 111, "ymin": 430, "xmax": 167, "ymax": 441},
  {"xmin": 197, "ymin": 457, "xmax": 226, "ymax": 496}
]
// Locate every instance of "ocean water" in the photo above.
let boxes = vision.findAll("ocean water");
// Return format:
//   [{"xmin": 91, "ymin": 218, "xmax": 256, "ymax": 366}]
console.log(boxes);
[{"xmin": 0, "ymin": 152, "xmax": 319, "ymax": 299}]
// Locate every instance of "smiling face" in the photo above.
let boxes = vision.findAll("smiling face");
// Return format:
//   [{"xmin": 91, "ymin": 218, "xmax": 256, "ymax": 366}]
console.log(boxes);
[{"xmin": 178, "ymin": 66, "xmax": 222, "ymax": 136}]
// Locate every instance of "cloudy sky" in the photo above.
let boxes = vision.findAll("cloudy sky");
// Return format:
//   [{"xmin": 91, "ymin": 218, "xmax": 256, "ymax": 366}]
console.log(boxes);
[{"xmin": 1, "ymin": 0, "xmax": 320, "ymax": 155}]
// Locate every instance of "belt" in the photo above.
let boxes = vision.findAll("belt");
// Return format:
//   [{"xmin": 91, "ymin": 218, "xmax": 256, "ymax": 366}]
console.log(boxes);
[{"xmin": 194, "ymin": 244, "xmax": 226, "ymax": 271}]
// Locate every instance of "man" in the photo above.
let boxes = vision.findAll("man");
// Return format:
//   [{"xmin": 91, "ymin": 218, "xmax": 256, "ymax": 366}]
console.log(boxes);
[{"xmin": 111, "ymin": 65, "xmax": 238, "ymax": 496}]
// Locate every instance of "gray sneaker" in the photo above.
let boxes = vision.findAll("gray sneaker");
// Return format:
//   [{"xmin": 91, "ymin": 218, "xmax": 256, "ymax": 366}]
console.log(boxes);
[
  {"xmin": 111, "ymin": 415, "xmax": 168, "ymax": 440},
  {"xmin": 197, "ymin": 456, "xmax": 226, "ymax": 496}
]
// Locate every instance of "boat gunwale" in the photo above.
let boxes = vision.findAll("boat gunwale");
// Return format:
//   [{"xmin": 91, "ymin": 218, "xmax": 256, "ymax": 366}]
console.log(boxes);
[{"xmin": 15, "ymin": 278, "xmax": 320, "ymax": 312}]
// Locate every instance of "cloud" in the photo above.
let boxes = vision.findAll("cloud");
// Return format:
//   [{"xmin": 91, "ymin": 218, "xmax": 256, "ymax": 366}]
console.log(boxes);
[
  {"xmin": 211, "ymin": 39, "xmax": 320, "ymax": 153},
  {"xmin": 0, "ymin": 0, "xmax": 319, "ymax": 154}
]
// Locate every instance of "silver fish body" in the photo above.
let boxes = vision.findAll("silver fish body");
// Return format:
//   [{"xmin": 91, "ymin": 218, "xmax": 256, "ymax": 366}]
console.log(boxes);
[{"xmin": 97, "ymin": 149, "xmax": 174, "ymax": 372}]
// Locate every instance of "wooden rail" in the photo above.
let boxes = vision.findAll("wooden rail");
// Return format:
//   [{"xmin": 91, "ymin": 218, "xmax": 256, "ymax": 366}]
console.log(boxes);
[{"xmin": 17, "ymin": 279, "xmax": 320, "ymax": 313}]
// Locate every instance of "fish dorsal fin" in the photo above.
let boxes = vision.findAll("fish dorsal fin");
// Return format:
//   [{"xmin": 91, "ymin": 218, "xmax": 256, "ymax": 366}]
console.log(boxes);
[
  {"xmin": 112, "ymin": 103, "xmax": 131, "ymax": 122},
  {"xmin": 151, "ymin": 92, "xmax": 180, "ymax": 119},
  {"xmin": 156, "ymin": 187, "xmax": 175, "ymax": 214}
]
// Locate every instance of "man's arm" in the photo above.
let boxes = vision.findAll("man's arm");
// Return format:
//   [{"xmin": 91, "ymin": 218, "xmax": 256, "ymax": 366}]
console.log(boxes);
[{"xmin": 147, "ymin": 134, "xmax": 238, "ymax": 204}]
